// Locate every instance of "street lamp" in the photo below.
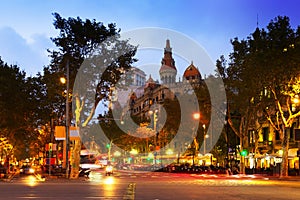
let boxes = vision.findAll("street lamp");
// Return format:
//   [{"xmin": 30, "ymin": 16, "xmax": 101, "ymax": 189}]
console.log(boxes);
[
  {"xmin": 149, "ymin": 109, "xmax": 158, "ymax": 165},
  {"xmin": 202, "ymin": 124, "xmax": 208, "ymax": 154},
  {"xmin": 193, "ymin": 112, "xmax": 200, "ymax": 120},
  {"xmin": 60, "ymin": 60, "xmax": 70, "ymax": 178},
  {"xmin": 204, "ymin": 134, "xmax": 209, "ymax": 155},
  {"xmin": 192, "ymin": 112, "xmax": 200, "ymax": 165}
]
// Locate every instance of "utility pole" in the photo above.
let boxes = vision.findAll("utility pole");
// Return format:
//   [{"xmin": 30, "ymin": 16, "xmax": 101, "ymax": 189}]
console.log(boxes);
[{"xmin": 65, "ymin": 60, "xmax": 70, "ymax": 178}]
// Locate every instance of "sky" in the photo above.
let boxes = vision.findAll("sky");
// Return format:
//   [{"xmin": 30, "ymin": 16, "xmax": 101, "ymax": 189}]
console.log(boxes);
[{"xmin": 0, "ymin": 0, "xmax": 300, "ymax": 79}]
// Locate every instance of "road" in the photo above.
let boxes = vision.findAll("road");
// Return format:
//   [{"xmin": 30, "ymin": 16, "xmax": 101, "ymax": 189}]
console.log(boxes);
[{"xmin": 1, "ymin": 169, "xmax": 300, "ymax": 200}]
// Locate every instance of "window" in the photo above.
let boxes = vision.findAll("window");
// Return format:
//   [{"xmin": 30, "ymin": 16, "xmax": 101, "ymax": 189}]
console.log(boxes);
[
  {"xmin": 275, "ymin": 130, "xmax": 280, "ymax": 141},
  {"xmin": 262, "ymin": 127, "xmax": 269, "ymax": 141},
  {"xmin": 249, "ymin": 130, "xmax": 255, "ymax": 144}
]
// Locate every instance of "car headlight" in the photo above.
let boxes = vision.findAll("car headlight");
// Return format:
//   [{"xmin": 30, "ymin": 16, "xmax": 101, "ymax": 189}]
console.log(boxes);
[
  {"xmin": 29, "ymin": 168, "xmax": 35, "ymax": 173},
  {"xmin": 106, "ymin": 166, "xmax": 113, "ymax": 171}
]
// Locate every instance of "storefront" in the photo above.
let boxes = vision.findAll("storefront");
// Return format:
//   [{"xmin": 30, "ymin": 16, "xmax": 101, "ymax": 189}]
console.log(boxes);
[{"xmin": 244, "ymin": 148, "xmax": 300, "ymax": 174}]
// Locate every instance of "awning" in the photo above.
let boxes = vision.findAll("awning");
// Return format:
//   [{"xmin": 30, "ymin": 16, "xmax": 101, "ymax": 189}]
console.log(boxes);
[{"xmin": 80, "ymin": 149, "xmax": 98, "ymax": 155}]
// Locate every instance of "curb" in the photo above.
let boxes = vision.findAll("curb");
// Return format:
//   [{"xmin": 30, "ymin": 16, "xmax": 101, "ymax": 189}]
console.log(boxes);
[{"xmin": 190, "ymin": 174, "xmax": 300, "ymax": 181}]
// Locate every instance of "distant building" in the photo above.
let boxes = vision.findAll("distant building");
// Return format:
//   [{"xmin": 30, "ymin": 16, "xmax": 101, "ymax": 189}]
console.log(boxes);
[
  {"xmin": 128, "ymin": 39, "xmax": 205, "ymax": 118},
  {"xmin": 130, "ymin": 67, "xmax": 147, "ymax": 87},
  {"xmin": 109, "ymin": 66, "xmax": 146, "ymax": 111}
]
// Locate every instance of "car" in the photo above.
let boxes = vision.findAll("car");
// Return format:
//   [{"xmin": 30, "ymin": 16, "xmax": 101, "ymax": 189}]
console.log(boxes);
[{"xmin": 20, "ymin": 165, "xmax": 35, "ymax": 174}]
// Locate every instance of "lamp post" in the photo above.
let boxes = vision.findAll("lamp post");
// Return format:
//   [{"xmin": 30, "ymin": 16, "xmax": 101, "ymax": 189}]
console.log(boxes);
[
  {"xmin": 192, "ymin": 113, "xmax": 200, "ymax": 165},
  {"xmin": 202, "ymin": 124, "xmax": 206, "ymax": 154},
  {"xmin": 60, "ymin": 60, "xmax": 70, "ymax": 178},
  {"xmin": 65, "ymin": 60, "xmax": 70, "ymax": 178},
  {"xmin": 204, "ymin": 134, "xmax": 209, "ymax": 154},
  {"xmin": 149, "ymin": 109, "xmax": 158, "ymax": 165}
]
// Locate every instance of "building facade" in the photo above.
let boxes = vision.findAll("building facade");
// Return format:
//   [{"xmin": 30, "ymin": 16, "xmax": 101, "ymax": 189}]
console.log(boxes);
[{"xmin": 129, "ymin": 39, "xmax": 204, "ymax": 118}]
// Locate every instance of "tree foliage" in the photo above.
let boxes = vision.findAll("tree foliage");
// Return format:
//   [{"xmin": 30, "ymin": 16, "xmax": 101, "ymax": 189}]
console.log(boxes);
[
  {"xmin": 219, "ymin": 16, "xmax": 300, "ymax": 176},
  {"xmin": 0, "ymin": 58, "xmax": 48, "ymax": 160},
  {"xmin": 47, "ymin": 13, "xmax": 137, "ymax": 177}
]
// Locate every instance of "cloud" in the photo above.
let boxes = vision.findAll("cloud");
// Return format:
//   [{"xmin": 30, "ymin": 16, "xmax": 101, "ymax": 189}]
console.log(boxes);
[{"xmin": 0, "ymin": 26, "xmax": 51, "ymax": 76}]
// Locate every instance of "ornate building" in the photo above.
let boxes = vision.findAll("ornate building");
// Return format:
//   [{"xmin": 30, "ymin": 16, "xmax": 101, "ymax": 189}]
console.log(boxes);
[{"xmin": 129, "ymin": 39, "xmax": 205, "ymax": 118}]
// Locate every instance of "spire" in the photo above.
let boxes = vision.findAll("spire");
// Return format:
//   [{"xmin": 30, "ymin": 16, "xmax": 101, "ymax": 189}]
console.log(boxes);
[
  {"xmin": 146, "ymin": 74, "xmax": 154, "ymax": 83},
  {"xmin": 161, "ymin": 39, "xmax": 176, "ymax": 70},
  {"xmin": 159, "ymin": 39, "xmax": 177, "ymax": 84},
  {"xmin": 165, "ymin": 39, "xmax": 172, "ymax": 52}
]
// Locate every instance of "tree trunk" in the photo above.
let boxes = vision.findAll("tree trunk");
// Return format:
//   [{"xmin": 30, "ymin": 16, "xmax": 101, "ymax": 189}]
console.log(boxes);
[
  {"xmin": 70, "ymin": 140, "xmax": 82, "ymax": 179},
  {"xmin": 280, "ymin": 127, "xmax": 289, "ymax": 177}
]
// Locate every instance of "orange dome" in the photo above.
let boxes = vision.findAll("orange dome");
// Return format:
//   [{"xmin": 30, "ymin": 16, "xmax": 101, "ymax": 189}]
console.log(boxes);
[{"xmin": 183, "ymin": 62, "xmax": 200, "ymax": 78}]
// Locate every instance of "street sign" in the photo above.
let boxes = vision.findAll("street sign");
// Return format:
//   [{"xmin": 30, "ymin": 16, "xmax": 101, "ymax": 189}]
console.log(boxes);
[{"xmin": 54, "ymin": 126, "xmax": 80, "ymax": 140}]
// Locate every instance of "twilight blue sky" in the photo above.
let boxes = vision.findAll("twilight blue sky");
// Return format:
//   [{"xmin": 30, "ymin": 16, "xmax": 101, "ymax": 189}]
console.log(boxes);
[{"xmin": 0, "ymin": 0, "xmax": 300, "ymax": 78}]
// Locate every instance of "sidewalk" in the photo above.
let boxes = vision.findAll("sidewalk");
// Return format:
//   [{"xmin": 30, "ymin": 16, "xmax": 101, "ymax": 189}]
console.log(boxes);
[
  {"xmin": 190, "ymin": 173, "xmax": 300, "ymax": 181},
  {"xmin": 266, "ymin": 175, "xmax": 300, "ymax": 181},
  {"xmin": 233, "ymin": 174, "xmax": 300, "ymax": 181}
]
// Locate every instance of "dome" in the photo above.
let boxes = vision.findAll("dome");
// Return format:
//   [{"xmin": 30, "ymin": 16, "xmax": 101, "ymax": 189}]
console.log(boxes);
[{"xmin": 183, "ymin": 62, "xmax": 201, "ymax": 79}]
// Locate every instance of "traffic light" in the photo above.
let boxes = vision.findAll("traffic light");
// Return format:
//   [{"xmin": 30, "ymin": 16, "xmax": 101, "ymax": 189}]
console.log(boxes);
[
  {"xmin": 240, "ymin": 149, "xmax": 248, "ymax": 157},
  {"xmin": 106, "ymin": 143, "xmax": 111, "ymax": 148}
]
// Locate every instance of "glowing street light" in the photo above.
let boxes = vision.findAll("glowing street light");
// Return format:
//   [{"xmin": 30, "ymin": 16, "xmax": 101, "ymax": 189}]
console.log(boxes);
[
  {"xmin": 193, "ymin": 112, "xmax": 200, "ymax": 120},
  {"xmin": 60, "ymin": 77, "xmax": 66, "ymax": 84},
  {"xmin": 191, "ymin": 112, "xmax": 200, "ymax": 165}
]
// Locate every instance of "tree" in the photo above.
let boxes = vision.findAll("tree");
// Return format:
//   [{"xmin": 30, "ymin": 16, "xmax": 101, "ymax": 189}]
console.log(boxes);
[
  {"xmin": 47, "ymin": 13, "xmax": 137, "ymax": 178},
  {"xmin": 251, "ymin": 16, "xmax": 300, "ymax": 177},
  {"xmin": 220, "ymin": 16, "xmax": 300, "ymax": 176},
  {"xmin": 217, "ymin": 52, "xmax": 262, "ymax": 174},
  {"xmin": 0, "ymin": 58, "xmax": 46, "ymax": 161}
]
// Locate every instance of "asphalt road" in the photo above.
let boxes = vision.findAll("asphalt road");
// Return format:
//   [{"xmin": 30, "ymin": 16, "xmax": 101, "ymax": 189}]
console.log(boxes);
[{"xmin": 1, "ymin": 170, "xmax": 300, "ymax": 200}]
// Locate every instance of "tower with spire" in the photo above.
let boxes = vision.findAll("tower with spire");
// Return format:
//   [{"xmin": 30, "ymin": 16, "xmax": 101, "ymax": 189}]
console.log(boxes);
[
  {"xmin": 159, "ymin": 39, "xmax": 177, "ymax": 84},
  {"xmin": 127, "ymin": 38, "xmax": 205, "ymax": 117}
]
